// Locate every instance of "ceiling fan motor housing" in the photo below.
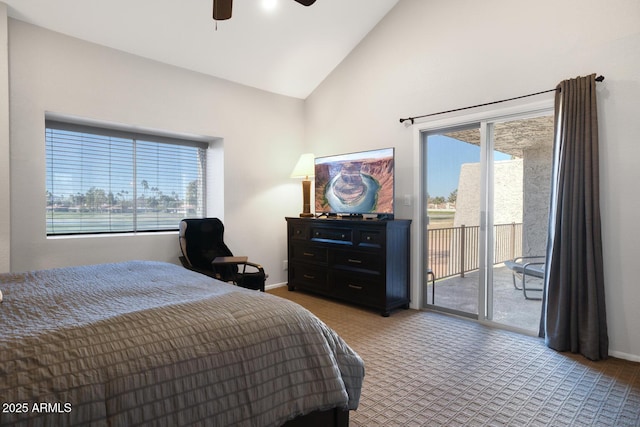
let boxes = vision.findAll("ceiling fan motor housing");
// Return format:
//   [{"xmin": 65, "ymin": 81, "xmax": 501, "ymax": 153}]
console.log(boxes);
[
  {"xmin": 213, "ymin": 0, "xmax": 317, "ymax": 21},
  {"xmin": 213, "ymin": 0, "xmax": 232, "ymax": 21}
]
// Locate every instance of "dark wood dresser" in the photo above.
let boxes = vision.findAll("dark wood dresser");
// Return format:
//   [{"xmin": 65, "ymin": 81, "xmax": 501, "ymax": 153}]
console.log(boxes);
[{"xmin": 285, "ymin": 217, "xmax": 411, "ymax": 316}]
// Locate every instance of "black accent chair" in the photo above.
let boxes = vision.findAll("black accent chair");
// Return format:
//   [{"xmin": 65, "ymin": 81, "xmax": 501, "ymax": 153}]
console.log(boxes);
[{"xmin": 179, "ymin": 218, "xmax": 266, "ymax": 292}]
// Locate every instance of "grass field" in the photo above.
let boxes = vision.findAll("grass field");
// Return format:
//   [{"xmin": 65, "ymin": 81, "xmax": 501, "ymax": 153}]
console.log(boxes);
[
  {"xmin": 428, "ymin": 210, "xmax": 455, "ymax": 229},
  {"xmin": 46, "ymin": 212, "xmax": 185, "ymax": 234}
]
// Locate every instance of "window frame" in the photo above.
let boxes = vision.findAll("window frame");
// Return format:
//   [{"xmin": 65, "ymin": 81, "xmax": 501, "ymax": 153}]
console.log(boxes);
[{"xmin": 45, "ymin": 119, "xmax": 208, "ymax": 236}]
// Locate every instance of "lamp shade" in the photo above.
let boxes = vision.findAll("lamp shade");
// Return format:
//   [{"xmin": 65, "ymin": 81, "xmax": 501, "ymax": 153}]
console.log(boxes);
[{"xmin": 290, "ymin": 153, "xmax": 315, "ymax": 179}]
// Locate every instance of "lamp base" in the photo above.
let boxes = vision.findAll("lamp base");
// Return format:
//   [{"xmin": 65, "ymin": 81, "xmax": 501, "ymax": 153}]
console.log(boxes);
[{"xmin": 299, "ymin": 179, "xmax": 314, "ymax": 218}]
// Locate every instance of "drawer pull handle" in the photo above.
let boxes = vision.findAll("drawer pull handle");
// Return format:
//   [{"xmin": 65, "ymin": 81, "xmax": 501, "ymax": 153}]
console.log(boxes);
[
  {"xmin": 348, "ymin": 284, "xmax": 363, "ymax": 290},
  {"xmin": 303, "ymin": 252, "xmax": 315, "ymax": 257},
  {"xmin": 348, "ymin": 259, "xmax": 362, "ymax": 264},
  {"xmin": 303, "ymin": 274, "xmax": 316, "ymax": 280},
  {"xmin": 341, "ymin": 234, "xmax": 346, "ymax": 238},
  {"xmin": 366, "ymin": 236, "xmax": 372, "ymax": 241}
]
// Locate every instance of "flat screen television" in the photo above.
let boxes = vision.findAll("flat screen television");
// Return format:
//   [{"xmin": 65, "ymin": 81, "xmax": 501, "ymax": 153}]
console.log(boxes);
[{"xmin": 314, "ymin": 148, "xmax": 394, "ymax": 218}]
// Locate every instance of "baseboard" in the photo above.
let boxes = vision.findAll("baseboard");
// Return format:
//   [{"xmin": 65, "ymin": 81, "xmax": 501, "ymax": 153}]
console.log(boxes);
[
  {"xmin": 609, "ymin": 350, "xmax": 640, "ymax": 363},
  {"xmin": 265, "ymin": 282, "xmax": 288, "ymax": 291}
]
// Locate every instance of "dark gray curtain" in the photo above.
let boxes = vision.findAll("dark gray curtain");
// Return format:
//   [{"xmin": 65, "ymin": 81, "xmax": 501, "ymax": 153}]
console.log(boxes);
[{"xmin": 540, "ymin": 74, "xmax": 608, "ymax": 361}]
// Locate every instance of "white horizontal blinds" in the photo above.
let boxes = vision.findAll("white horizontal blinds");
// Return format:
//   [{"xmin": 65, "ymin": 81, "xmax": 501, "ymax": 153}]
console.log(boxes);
[
  {"xmin": 135, "ymin": 140, "xmax": 205, "ymax": 231},
  {"xmin": 46, "ymin": 120, "xmax": 206, "ymax": 235}
]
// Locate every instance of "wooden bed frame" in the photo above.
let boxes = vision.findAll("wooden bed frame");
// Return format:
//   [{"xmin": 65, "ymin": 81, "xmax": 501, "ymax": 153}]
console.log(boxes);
[{"xmin": 283, "ymin": 408, "xmax": 349, "ymax": 427}]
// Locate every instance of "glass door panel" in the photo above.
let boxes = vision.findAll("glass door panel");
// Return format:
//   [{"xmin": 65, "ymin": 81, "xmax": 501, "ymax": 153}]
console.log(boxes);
[
  {"xmin": 489, "ymin": 115, "xmax": 552, "ymax": 332},
  {"xmin": 424, "ymin": 127, "xmax": 481, "ymax": 318}
]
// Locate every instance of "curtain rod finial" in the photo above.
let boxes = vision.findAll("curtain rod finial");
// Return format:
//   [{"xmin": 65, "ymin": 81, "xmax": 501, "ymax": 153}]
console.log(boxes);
[{"xmin": 596, "ymin": 75, "xmax": 605, "ymax": 82}]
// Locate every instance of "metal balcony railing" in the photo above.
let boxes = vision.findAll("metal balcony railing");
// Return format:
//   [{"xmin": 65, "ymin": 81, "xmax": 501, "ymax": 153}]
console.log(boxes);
[{"xmin": 427, "ymin": 222, "xmax": 523, "ymax": 280}]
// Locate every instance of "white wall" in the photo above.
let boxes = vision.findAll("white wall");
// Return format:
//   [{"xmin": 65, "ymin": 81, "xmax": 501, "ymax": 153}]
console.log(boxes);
[
  {"xmin": 305, "ymin": 0, "xmax": 640, "ymax": 359},
  {"xmin": 7, "ymin": 19, "xmax": 304, "ymax": 285},
  {"xmin": 0, "ymin": 4, "xmax": 10, "ymax": 272}
]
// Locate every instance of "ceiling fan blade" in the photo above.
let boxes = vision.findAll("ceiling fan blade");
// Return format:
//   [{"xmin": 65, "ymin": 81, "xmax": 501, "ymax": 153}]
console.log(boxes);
[
  {"xmin": 213, "ymin": 0, "xmax": 233, "ymax": 20},
  {"xmin": 294, "ymin": 0, "xmax": 317, "ymax": 6}
]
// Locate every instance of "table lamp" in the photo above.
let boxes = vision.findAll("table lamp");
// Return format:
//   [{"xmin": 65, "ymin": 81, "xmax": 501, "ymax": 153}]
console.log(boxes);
[{"xmin": 290, "ymin": 153, "xmax": 315, "ymax": 217}]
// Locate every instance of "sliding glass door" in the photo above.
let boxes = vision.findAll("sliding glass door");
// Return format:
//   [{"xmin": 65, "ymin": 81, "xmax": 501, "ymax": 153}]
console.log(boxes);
[
  {"xmin": 423, "ymin": 126, "xmax": 481, "ymax": 318},
  {"xmin": 421, "ymin": 111, "xmax": 553, "ymax": 332},
  {"xmin": 488, "ymin": 116, "xmax": 552, "ymax": 331}
]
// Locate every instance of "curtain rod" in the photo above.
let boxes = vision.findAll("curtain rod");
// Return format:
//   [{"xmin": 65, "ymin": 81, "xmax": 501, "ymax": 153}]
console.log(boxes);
[{"xmin": 399, "ymin": 75, "xmax": 605, "ymax": 125}]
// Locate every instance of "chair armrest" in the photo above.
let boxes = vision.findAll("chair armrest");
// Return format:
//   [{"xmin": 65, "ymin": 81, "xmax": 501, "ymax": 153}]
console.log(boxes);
[
  {"xmin": 512, "ymin": 255, "xmax": 545, "ymax": 263},
  {"xmin": 505, "ymin": 256, "xmax": 545, "ymax": 279},
  {"xmin": 212, "ymin": 256, "xmax": 248, "ymax": 265},
  {"xmin": 211, "ymin": 258, "xmax": 267, "ymax": 277},
  {"xmin": 242, "ymin": 261, "xmax": 266, "ymax": 275}
]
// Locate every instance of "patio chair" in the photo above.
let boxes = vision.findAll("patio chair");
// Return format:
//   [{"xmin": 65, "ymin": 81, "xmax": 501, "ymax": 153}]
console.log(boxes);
[{"xmin": 504, "ymin": 256, "xmax": 545, "ymax": 300}]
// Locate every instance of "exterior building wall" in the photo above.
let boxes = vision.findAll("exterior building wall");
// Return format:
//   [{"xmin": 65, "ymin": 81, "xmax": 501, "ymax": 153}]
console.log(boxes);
[
  {"xmin": 523, "ymin": 145, "xmax": 553, "ymax": 257},
  {"xmin": 454, "ymin": 159, "xmax": 524, "ymax": 228}
]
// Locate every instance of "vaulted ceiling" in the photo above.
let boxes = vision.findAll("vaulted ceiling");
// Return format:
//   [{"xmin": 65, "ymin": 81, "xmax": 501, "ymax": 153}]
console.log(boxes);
[{"xmin": 3, "ymin": 0, "xmax": 399, "ymax": 99}]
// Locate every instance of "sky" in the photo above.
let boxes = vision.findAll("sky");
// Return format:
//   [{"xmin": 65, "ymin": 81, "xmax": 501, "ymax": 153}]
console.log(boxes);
[
  {"xmin": 46, "ymin": 129, "xmax": 201, "ymax": 203},
  {"xmin": 427, "ymin": 134, "xmax": 511, "ymax": 199}
]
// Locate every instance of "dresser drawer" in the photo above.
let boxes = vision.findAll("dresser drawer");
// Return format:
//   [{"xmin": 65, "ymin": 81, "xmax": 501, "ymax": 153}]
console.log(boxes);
[
  {"xmin": 333, "ymin": 271, "xmax": 383, "ymax": 306},
  {"xmin": 333, "ymin": 250, "xmax": 382, "ymax": 273},
  {"xmin": 290, "ymin": 244, "xmax": 328, "ymax": 264},
  {"xmin": 290, "ymin": 264, "xmax": 328, "ymax": 291},
  {"xmin": 290, "ymin": 223, "xmax": 308, "ymax": 241},
  {"xmin": 357, "ymin": 228, "xmax": 385, "ymax": 248},
  {"xmin": 310, "ymin": 226, "xmax": 352, "ymax": 244}
]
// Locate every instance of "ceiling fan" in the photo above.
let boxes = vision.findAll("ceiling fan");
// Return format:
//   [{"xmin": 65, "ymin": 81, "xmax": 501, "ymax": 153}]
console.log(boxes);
[{"xmin": 213, "ymin": 0, "xmax": 317, "ymax": 21}]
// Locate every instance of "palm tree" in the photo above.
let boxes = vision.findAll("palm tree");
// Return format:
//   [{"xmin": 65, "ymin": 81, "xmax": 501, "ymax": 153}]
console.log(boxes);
[{"xmin": 140, "ymin": 180, "xmax": 149, "ymax": 211}]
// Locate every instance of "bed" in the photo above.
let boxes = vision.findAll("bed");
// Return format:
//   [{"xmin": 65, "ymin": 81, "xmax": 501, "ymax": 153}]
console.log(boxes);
[{"xmin": 0, "ymin": 261, "xmax": 364, "ymax": 426}]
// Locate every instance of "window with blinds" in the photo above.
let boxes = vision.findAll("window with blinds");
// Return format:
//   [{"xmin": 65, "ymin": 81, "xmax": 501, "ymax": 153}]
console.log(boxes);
[{"xmin": 45, "ymin": 120, "xmax": 207, "ymax": 235}]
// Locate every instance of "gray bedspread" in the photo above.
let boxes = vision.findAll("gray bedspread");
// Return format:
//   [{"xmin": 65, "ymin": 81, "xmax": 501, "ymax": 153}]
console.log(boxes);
[{"xmin": 0, "ymin": 261, "xmax": 364, "ymax": 426}]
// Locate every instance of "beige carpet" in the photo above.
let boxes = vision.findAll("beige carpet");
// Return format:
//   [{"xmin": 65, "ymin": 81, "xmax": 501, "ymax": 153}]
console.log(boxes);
[{"xmin": 268, "ymin": 287, "xmax": 640, "ymax": 427}]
